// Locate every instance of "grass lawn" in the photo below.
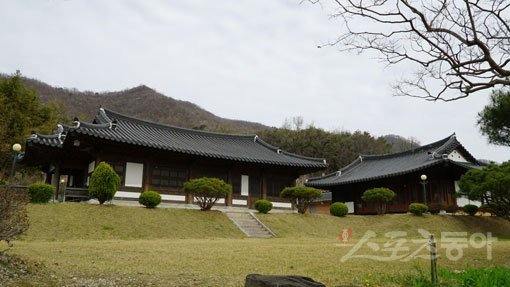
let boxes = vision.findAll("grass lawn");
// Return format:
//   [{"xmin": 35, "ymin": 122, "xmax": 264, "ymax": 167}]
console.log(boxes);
[{"xmin": 4, "ymin": 203, "xmax": 510, "ymax": 286}]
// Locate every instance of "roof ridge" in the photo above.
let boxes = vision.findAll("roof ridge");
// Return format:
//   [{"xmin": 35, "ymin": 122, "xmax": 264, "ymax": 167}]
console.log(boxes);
[
  {"xmin": 101, "ymin": 108, "xmax": 256, "ymax": 139},
  {"xmin": 360, "ymin": 134, "xmax": 456, "ymax": 160},
  {"xmin": 254, "ymin": 135, "xmax": 326, "ymax": 163},
  {"xmin": 280, "ymin": 150, "xmax": 327, "ymax": 163}
]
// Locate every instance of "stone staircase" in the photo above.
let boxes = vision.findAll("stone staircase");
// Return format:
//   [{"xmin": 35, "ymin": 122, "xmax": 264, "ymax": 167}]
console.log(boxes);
[{"xmin": 225, "ymin": 212, "xmax": 276, "ymax": 238}]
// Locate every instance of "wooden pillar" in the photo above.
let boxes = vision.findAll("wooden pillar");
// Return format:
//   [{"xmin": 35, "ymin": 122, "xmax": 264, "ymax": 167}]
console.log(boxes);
[
  {"xmin": 185, "ymin": 160, "xmax": 194, "ymax": 204},
  {"xmin": 143, "ymin": 160, "xmax": 151, "ymax": 192},
  {"xmin": 225, "ymin": 168, "xmax": 233, "ymax": 206},
  {"xmin": 45, "ymin": 172, "xmax": 52, "ymax": 184},
  {"xmin": 261, "ymin": 173, "xmax": 267, "ymax": 200},
  {"xmin": 52, "ymin": 163, "xmax": 60, "ymax": 201}
]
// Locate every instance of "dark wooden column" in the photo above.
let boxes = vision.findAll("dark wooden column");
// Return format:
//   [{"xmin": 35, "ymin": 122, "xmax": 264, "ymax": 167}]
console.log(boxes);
[
  {"xmin": 225, "ymin": 168, "xmax": 233, "ymax": 206},
  {"xmin": 52, "ymin": 163, "xmax": 60, "ymax": 201},
  {"xmin": 143, "ymin": 160, "xmax": 151, "ymax": 192},
  {"xmin": 185, "ymin": 160, "xmax": 194, "ymax": 204},
  {"xmin": 45, "ymin": 172, "xmax": 52, "ymax": 184},
  {"xmin": 261, "ymin": 172, "xmax": 267, "ymax": 200}
]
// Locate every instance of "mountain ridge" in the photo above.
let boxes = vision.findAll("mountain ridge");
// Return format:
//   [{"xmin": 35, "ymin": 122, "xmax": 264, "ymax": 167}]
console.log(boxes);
[
  {"xmin": 1, "ymin": 73, "xmax": 419, "ymax": 155},
  {"xmin": 0, "ymin": 74, "xmax": 268, "ymax": 134}
]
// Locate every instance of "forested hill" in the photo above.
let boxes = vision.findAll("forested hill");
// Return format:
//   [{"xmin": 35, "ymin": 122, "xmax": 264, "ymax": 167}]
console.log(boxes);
[
  {"xmin": 1, "ymin": 74, "xmax": 268, "ymax": 134},
  {"xmin": 0, "ymin": 73, "xmax": 419, "ymax": 172}
]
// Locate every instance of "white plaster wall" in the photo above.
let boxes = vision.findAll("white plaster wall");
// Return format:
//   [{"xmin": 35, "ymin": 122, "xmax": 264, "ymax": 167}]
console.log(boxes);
[
  {"xmin": 448, "ymin": 150, "xmax": 468, "ymax": 163},
  {"xmin": 233, "ymin": 199, "xmax": 247, "ymax": 205},
  {"xmin": 241, "ymin": 175, "xmax": 249, "ymax": 196},
  {"xmin": 115, "ymin": 191, "xmax": 139, "ymax": 199},
  {"xmin": 161, "ymin": 194, "xmax": 186, "ymax": 202},
  {"xmin": 271, "ymin": 201, "xmax": 292, "ymax": 208},
  {"xmin": 346, "ymin": 201, "xmax": 354, "ymax": 214},
  {"xmin": 125, "ymin": 162, "xmax": 144, "ymax": 187},
  {"xmin": 88, "ymin": 161, "xmax": 95, "ymax": 173}
]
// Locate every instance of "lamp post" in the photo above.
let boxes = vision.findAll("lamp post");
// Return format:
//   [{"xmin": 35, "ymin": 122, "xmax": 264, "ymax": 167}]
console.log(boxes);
[
  {"xmin": 8, "ymin": 143, "xmax": 22, "ymax": 189},
  {"xmin": 420, "ymin": 174, "xmax": 428, "ymax": 205}
]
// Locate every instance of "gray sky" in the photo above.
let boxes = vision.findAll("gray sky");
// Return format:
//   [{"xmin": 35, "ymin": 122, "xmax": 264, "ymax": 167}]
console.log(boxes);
[{"xmin": 1, "ymin": 0, "xmax": 508, "ymax": 162}]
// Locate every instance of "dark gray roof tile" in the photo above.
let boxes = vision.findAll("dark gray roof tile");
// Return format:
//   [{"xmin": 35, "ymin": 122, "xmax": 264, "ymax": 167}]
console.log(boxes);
[
  {"xmin": 27, "ymin": 108, "xmax": 327, "ymax": 169},
  {"xmin": 306, "ymin": 134, "xmax": 481, "ymax": 187}
]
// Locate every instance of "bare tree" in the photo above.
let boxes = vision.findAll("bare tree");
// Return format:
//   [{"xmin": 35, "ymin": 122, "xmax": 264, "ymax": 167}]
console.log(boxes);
[
  {"xmin": 314, "ymin": 0, "xmax": 510, "ymax": 101},
  {"xmin": 0, "ymin": 188, "xmax": 29, "ymax": 248}
]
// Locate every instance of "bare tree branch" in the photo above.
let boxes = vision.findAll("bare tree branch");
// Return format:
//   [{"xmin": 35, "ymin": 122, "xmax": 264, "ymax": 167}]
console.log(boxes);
[{"xmin": 313, "ymin": 0, "xmax": 510, "ymax": 101}]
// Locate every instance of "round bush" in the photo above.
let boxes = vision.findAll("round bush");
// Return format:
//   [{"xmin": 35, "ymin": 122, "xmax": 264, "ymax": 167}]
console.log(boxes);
[
  {"xmin": 409, "ymin": 203, "xmax": 428, "ymax": 216},
  {"xmin": 463, "ymin": 204, "xmax": 479, "ymax": 216},
  {"xmin": 255, "ymin": 199, "xmax": 273, "ymax": 214},
  {"xmin": 138, "ymin": 191, "xmax": 162, "ymax": 208},
  {"xmin": 89, "ymin": 162, "xmax": 120, "ymax": 204},
  {"xmin": 28, "ymin": 183, "xmax": 54, "ymax": 203},
  {"xmin": 330, "ymin": 202, "xmax": 348, "ymax": 217}
]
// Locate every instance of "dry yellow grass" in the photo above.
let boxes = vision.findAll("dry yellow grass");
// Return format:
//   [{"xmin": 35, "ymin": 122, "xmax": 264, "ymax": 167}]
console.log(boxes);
[
  {"xmin": 4, "ymin": 203, "xmax": 510, "ymax": 286},
  {"xmin": 10, "ymin": 238, "xmax": 510, "ymax": 286},
  {"xmin": 24, "ymin": 203, "xmax": 244, "ymax": 241},
  {"xmin": 257, "ymin": 212, "xmax": 510, "ymax": 239}
]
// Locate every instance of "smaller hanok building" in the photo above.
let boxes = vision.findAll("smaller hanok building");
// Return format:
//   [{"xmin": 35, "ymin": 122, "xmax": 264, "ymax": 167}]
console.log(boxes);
[
  {"xmin": 21, "ymin": 108, "xmax": 327, "ymax": 208},
  {"xmin": 305, "ymin": 135, "xmax": 482, "ymax": 215}
]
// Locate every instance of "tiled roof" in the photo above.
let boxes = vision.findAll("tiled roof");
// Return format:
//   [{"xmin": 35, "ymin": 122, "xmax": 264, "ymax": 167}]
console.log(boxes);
[
  {"xmin": 27, "ymin": 108, "xmax": 327, "ymax": 169},
  {"xmin": 305, "ymin": 134, "xmax": 481, "ymax": 187}
]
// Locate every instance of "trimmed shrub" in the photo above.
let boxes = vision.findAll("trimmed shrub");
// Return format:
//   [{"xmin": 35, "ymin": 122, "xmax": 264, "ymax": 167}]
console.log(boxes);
[
  {"xmin": 463, "ymin": 204, "xmax": 479, "ymax": 216},
  {"xmin": 330, "ymin": 202, "xmax": 348, "ymax": 217},
  {"xmin": 409, "ymin": 203, "xmax": 428, "ymax": 216},
  {"xmin": 28, "ymin": 183, "xmax": 54, "ymax": 203},
  {"xmin": 280, "ymin": 186, "xmax": 322, "ymax": 214},
  {"xmin": 361, "ymin": 187, "xmax": 396, "ymax": 215},
  {"xmin": 89, "ymin": 162, "xmax": 120, "ymax": 204},
  {"xmin": 138, "ymin": 191, "xmax": 162, "ymax": 208},
  {"xmin": 255, "ymin": 199, "xmax": 273, "ymax": 214},
  {"xmin": 183, "ymin": 177, "xmax": 232, "ymax": 211},
  {"xmin": 427, "ymin": 202, "xmax": 445, "ymax": 214}
]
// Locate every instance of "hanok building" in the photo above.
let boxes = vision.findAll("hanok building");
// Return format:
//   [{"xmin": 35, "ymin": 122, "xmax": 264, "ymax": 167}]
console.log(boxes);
[
  {"xmin": 21, "ymin": 108, "xmax": 327, "ymax": 208},
  {"xmin": 305, "ymin": 135, "xmax": 482, "ymax": 215}
]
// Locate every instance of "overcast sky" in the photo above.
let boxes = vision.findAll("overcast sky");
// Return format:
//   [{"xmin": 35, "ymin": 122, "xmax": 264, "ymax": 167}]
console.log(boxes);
[{"xmin": 1, "ymin": 0, "xmax": 508, "ymax": 162}]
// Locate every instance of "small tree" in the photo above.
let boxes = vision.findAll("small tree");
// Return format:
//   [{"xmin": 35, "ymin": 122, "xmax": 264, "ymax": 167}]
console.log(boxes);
[
  {"xmin": 0, "ymin": 188, "xmax": 29, "ymax": 247},
  {"xmin": 361, "ymin": 188, "xmax": 396, "ymax": 215},
  {"xmin": 280, "ymin": 186, "xmax": 322, "ymax": 214},
  {"xmin": 458, "ymin": 162, "xmax": 510, "ymax": 220},
  {"xmin": 183, "ymin": 177, "xmax": 231, "ymax": 211},
  {"xmin": 88, "ymin": 162, "xmax": 120, "ymax": 205},
  {"xmin": 478, "ymin": 89, "xmax": 510, "ymax": 147},
  {"xmin": 0, "ymin": 71, "xmax": 67, "ymax": 181}
]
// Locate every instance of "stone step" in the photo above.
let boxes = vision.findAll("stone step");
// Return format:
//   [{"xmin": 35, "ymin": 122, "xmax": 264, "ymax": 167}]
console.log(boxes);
[{"xmin": 224, "ymin": 212, "xmax": 276, "ymax": 238}]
